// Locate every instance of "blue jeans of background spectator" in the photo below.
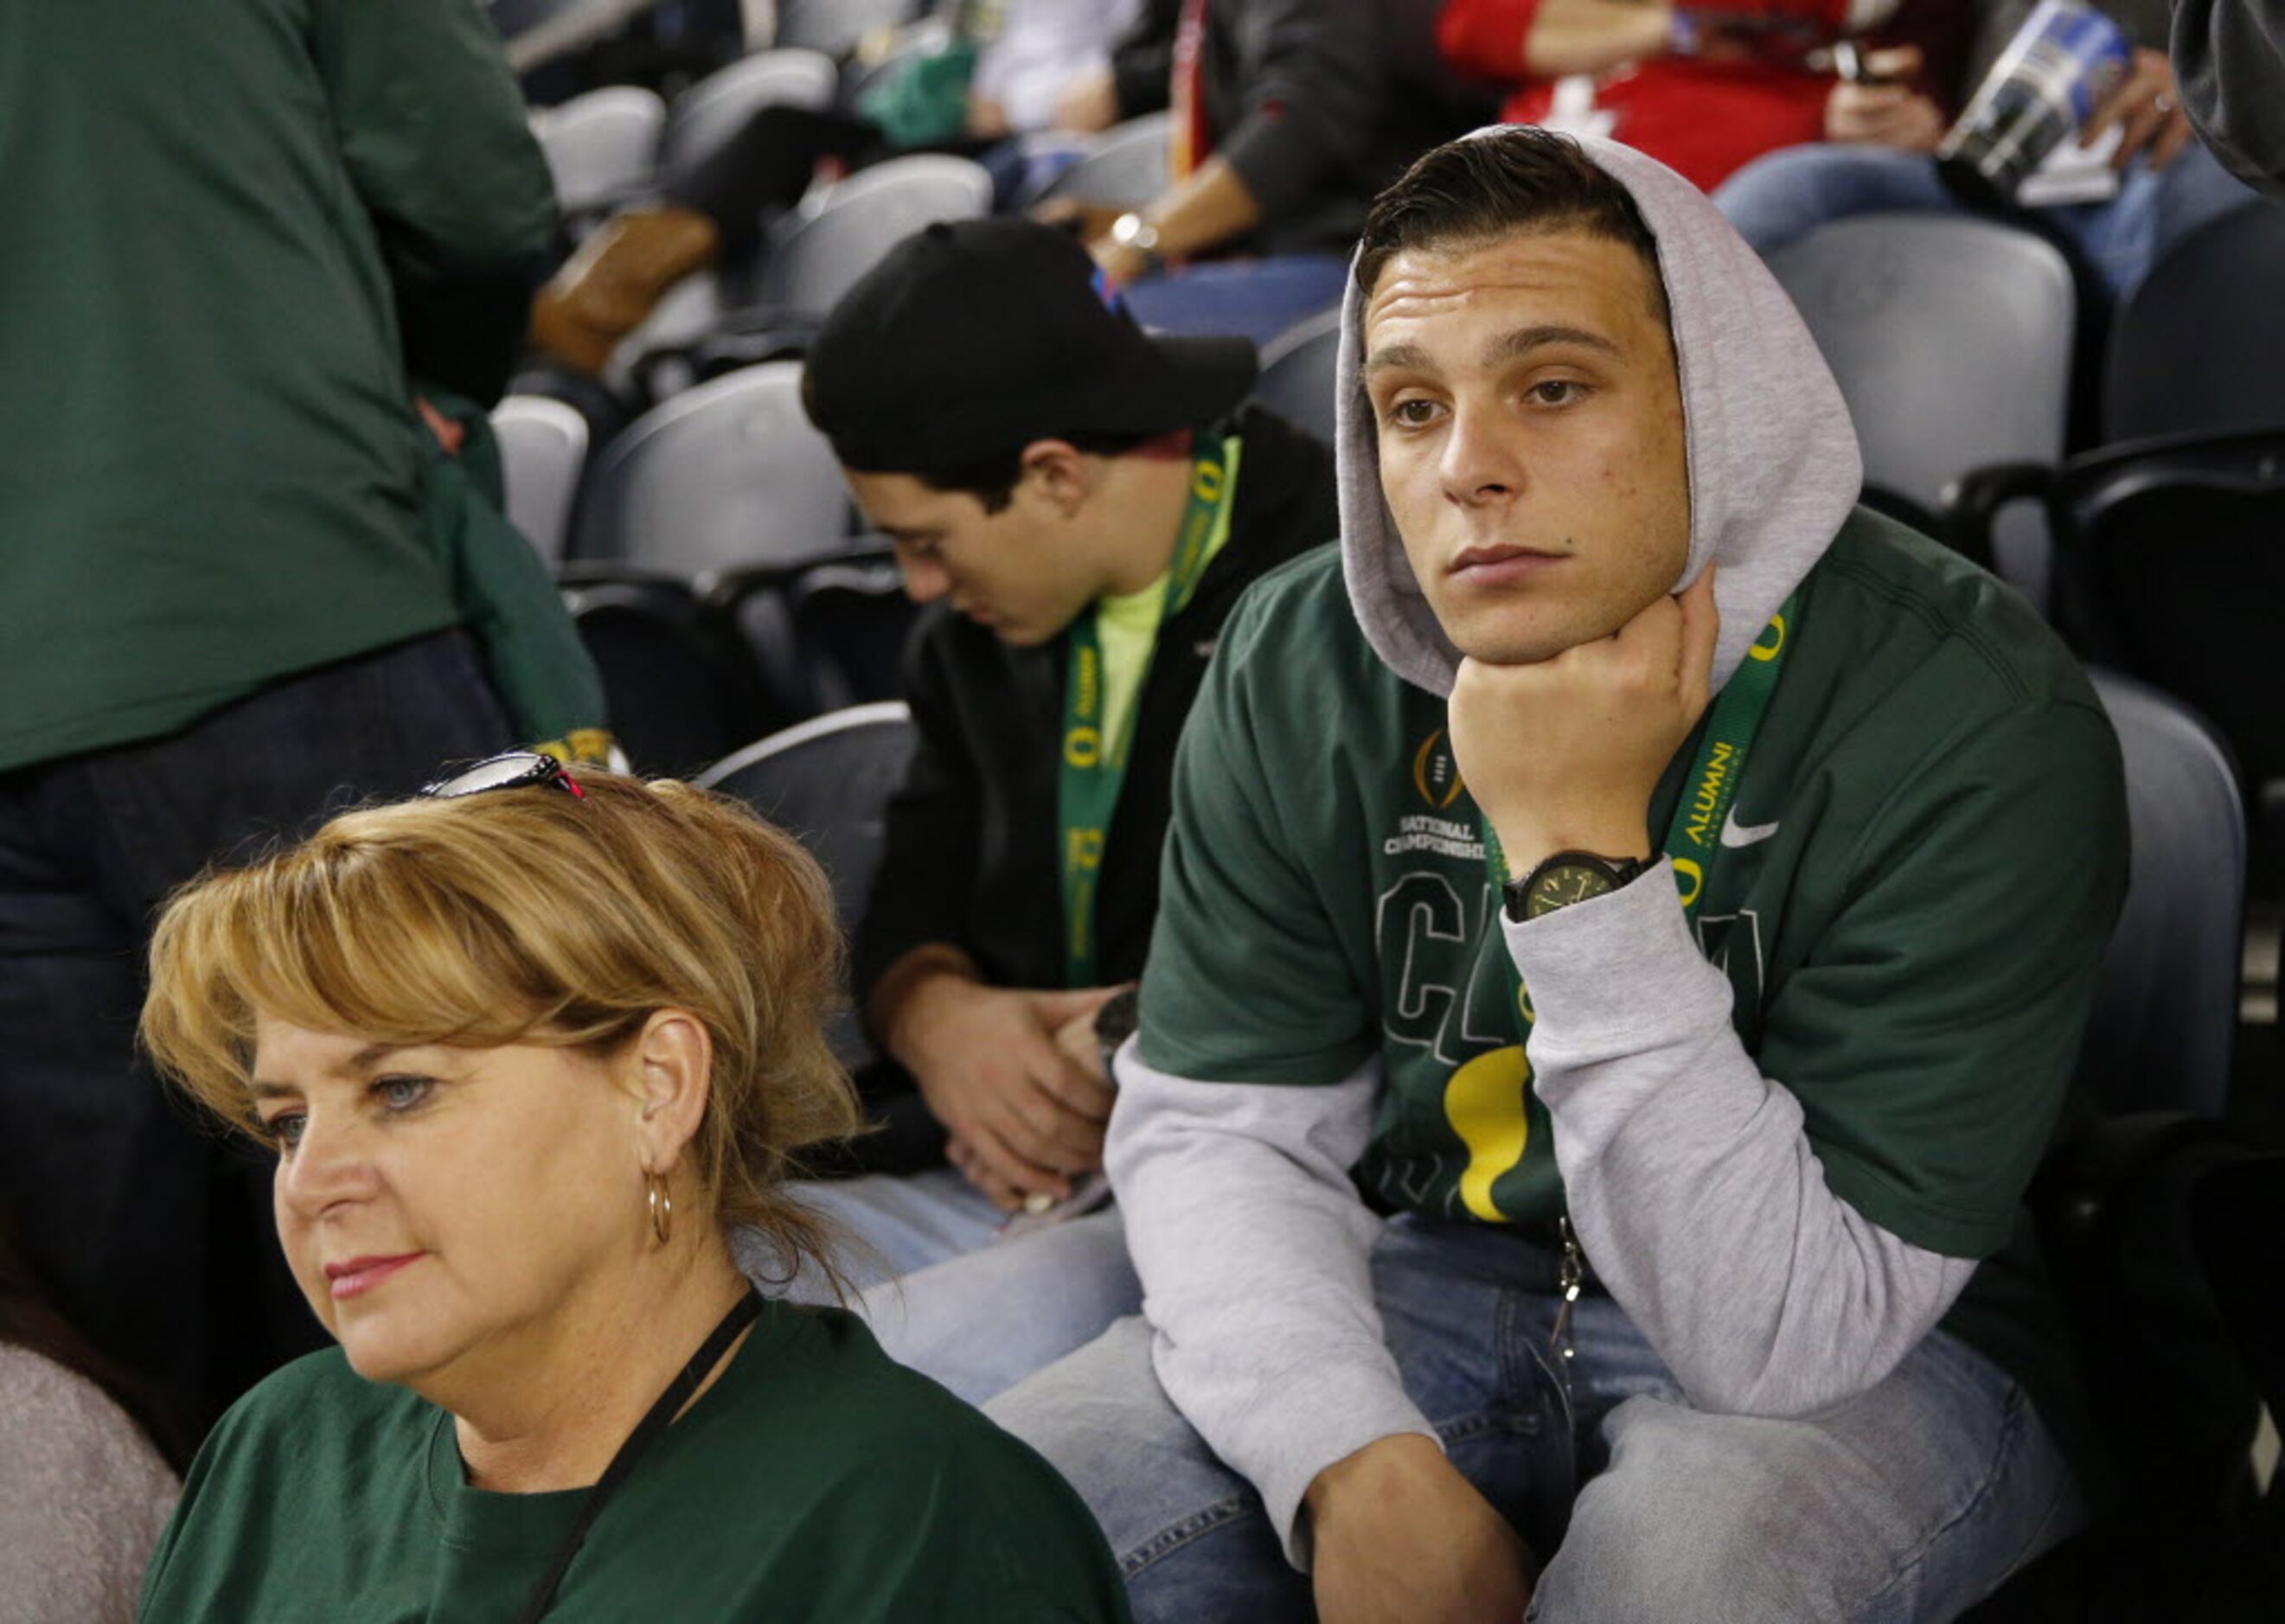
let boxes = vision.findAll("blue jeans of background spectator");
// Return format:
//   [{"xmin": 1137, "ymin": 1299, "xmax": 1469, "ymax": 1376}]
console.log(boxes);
[
  {"xmin": 1712, "ymin": 140, "xmax": 2256, "ymax": 299},
  {"xmin": 764, "ymin": 1169, "xmax": 1140, "ymax": 1404},
  {"xmin": 988, "ymin": 1215, "xmax": 2085, "ymax": 1623},
  {"xmin": 0, "ymin": 630, "xmax": 511, "ymax": 1427},
  {"xmin": 1119, "ymin": 253, "xmax": 1352, "ymax": 349}
]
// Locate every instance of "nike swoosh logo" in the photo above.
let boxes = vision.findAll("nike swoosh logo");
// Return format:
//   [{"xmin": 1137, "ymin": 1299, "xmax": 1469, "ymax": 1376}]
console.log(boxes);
[{"xmin": 1720, "ymin": 813, "xmax": 1781, "ymax": 848}]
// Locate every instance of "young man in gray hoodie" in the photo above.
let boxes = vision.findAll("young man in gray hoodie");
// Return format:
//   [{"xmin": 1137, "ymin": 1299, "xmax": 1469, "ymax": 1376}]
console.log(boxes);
[{"xmin": 985, "ymin": 126, "xmax": 2128, "ymax": 1621}]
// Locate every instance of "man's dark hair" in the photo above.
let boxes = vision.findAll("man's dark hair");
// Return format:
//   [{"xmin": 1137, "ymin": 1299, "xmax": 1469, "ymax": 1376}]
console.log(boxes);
[
  {"xmin": 1355, "ymin": 128, "xmax": 1669, "ymax": 325},
  {"xmin": 918, "ymin": 430, "xmax": 1168, "ymax": 515}
]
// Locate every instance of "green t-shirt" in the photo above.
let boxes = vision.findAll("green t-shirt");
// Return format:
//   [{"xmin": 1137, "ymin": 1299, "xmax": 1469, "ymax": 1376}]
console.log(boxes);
[
  {"xmin": 0, "ymin": 1, "xmax": 558, "ymax": 770},
  {"xmin": 138, "ymin": 1301, "xmax": 1131, "ymax": 1622},
  {"xmin": 1092, "ymin": 460, "xmax": 1240, "ymax": 770},
  {"xmin": 1139, "ymin": 512, "xmax": 2127, "ymax": 1483}
]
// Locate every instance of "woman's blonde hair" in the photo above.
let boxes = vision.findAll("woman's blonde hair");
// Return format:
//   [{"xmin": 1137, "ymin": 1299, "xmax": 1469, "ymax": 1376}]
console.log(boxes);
[{"xmin": 139, "ymin": 770, "xmax": 860, "ymax": 1289}]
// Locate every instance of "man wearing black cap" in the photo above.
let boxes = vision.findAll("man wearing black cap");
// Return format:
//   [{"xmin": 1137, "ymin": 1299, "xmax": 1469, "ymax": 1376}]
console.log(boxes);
[{"xmin": 795, "ymin": 217, "xmax": 1337, "ymax": 1399}]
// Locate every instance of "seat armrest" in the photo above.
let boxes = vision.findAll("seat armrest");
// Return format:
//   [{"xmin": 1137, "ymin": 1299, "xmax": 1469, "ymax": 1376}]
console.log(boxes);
[
  {"xmin": 696, "ymin": 551, "xmax": 860, "ymax": 615},
  {"xmin": 553, "ymin": 559, "xmax": 698, "ymax": 591},
  {"xmin": 624, "ymin": 304, "xmax": 822, "ymax": 399},
  {"xmin": 1943, "ymin": 461, "xmax": 2054, "ymax": 573}
]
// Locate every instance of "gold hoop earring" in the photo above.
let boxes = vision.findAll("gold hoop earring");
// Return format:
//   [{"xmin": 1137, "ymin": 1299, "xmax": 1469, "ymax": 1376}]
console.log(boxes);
[{"xmin": 645, "ymin": 1170, "xmax": 673, "ymax": 1246}]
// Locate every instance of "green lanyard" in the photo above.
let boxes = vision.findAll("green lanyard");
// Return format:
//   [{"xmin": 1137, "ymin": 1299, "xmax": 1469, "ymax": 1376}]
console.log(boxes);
[
  {"xmin": 1058, "ymin": 438, "xmax": 1240, "ymax": 987},
  {"xmin": 1482, "ymin": 591, "xmax": 1800, "ymax": 1033}
]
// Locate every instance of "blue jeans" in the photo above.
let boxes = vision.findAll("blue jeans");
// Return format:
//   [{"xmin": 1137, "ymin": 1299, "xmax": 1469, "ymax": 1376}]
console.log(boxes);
[
  {"xmin": 1712, "ymin": 141, "xmax": 2256, "ymax": 299},
  {"xmin": 0, "ymin": 630, "xmax": 511, "ymax": 1425},
  {"xmin": 1119, "ymin": 254, "xmax": 1351, "ymax": 348},
  {"xmin": 768, "ymin": 1169, "xmax": 1142, "ymax": 1404},
  {"xmin": 989, "ymin": 1216, "xmax": 2085, "ymax": 1622}
]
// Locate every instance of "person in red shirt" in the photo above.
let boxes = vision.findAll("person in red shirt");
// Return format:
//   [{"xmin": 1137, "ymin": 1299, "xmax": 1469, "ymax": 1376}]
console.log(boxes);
[{"xmin": 1437, "ymin": 0, "xmax": 1975, "ymax": 191}]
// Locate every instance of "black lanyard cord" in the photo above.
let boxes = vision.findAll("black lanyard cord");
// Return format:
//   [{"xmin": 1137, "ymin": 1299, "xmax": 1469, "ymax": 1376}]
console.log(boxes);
[{"xmin": 514, "ymin": 1288, "xmax": 764, "ymax": 1624}]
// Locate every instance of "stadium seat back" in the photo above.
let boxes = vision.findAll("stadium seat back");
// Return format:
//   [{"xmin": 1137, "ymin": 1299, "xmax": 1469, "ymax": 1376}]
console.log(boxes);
[
  {"xmin": 701, "ymin": 700, "xmax": 917, "ymax": 1071},
  {"xmin": 1251, "ymin": 306, "xmax": 1343, "ymax": 446},
  {"xmin": 788, "ymin": 555, "xmax": 916, "ymax": 711},
  {"xmin": 732, "ymin": 583, "xmax": 809, "ymax": 724},
  {"xmin": 1766, "ymin": 213, "xmax": 2074, "ymax": 520},
  {"xmin": 1034, "ymin": 112, "xmax": 1175, "ymax": 210},
  {"xmin": 772, "ymin": 0, "xmax": 925, "ymax": 58},
  {"xmin": 2079, "ymin": 672, "xmax": 2245, "ymax": 1117},
  {"xmin": 608, "ymin": 272, "xmax": 729, "ymax": 400},
  {"xmin": 572, "ymin": 361, "xmax": 854, "ymax": 574},
  {"xmin": 2052, "ymin": 431, "xmax": 2285, "ymax": 862},
  {"xmin": 528, "ymin": 86, "xmax": 665, "ymax": 217},
  {"xmin": 2106, "ymin": 201, "xmax": 2285, "ymax": 443},
  {"xmin": 563, "ymin": 581, "xmax": 765, "ymax": 778},
  {"xmin": 836, "ymin": 16, "xmax": 954, "ymax": 114},
  {"xmin": 698, "ymin": 702, "xmax": 917, "ymax": 940},
  {"xmin": 490, "ymin": 0, "xmax": 586, "ymax": 32},
  {"xmin": 658, "ymin": 48, "xmax": 838, "ymax": 181},
  {"xmin": 490, "ymin": 394, "xmax": 590, "ymax": 563},
  {"xmin": 756, "ymin": 155, "xmax": 995, "ymax": 319}
]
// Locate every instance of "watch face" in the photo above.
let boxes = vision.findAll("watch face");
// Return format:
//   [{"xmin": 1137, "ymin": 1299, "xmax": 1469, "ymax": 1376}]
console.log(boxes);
[{"xmin": 1526, "ymin": 861, "xmax": 1617, "ymax": 919}]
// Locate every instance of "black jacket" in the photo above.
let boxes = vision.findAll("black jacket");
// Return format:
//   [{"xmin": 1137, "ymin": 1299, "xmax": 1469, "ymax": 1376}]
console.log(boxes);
[
  {"xmin": 1107, "ymin": 0, "xmax": 1490, "ymax": 258},
  {"xmin": 855, "ymin": 405, "xmax": 1338, "ymax": 1043}
]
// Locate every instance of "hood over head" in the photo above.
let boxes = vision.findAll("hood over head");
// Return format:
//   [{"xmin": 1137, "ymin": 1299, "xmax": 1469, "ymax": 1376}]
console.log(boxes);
[{"xmin": 1337, "ymin": 130, "xmax": 1863, "ymax": 697}]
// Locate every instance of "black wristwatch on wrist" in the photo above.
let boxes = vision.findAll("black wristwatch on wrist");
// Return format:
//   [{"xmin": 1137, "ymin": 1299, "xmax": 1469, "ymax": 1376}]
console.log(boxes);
[
  {"xmin": 1093, "ymin": 986, "xmax": 1141, "ymax": 1077},
  {"xmin": 1503, "ymin": 850, "xmax": 1651, "ymax": 923}
]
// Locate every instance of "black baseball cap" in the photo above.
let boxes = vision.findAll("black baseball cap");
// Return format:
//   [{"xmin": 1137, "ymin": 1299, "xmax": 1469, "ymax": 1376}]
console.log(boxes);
[{"xmin": 802, "ymin": 217, "xmax": 1258, "ymax": 478}]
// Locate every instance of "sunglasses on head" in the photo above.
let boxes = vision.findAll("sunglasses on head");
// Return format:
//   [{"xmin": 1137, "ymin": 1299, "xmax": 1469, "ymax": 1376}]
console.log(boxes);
[{"xmin": 419, "ymin": 751, "xmax": 586, "ymax": 801}]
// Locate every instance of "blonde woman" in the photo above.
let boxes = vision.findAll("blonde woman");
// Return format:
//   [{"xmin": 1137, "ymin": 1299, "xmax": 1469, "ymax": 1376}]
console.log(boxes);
[{"xmin": 136, "ymin": 753, "xmax": 1129, "ymax": 1622}]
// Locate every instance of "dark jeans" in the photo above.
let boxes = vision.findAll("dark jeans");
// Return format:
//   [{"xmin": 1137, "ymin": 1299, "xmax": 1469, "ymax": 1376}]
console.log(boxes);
[
  {"xmin": 666, "ymin": 105, "xmax": 1001, "ymax": 264},
  {"xmin": 0, "ymin": 630, "xmax": 509, "ymax": 1429}
]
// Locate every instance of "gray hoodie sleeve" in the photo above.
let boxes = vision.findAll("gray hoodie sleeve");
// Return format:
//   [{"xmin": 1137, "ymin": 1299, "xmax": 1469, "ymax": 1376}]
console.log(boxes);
[
  {"xmin": 1105, "ymin": 1048, "xmax": 1440, "ymax": 1568},
  {"xmin": 1502, "ymin": 863, "xmax": 1976, "ymax": 1417}
]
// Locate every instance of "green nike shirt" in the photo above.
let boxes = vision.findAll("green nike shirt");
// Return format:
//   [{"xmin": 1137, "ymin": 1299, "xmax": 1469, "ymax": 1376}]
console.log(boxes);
[{"xmin": 1139, "ymin": 511, "xmax": 2127, "ymax": 1486}]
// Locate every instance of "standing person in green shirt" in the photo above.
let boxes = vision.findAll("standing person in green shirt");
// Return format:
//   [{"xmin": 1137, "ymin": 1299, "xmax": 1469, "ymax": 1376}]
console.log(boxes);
[
  {"xmin": 0, "ymin": 0, "xmax": 600, "ymax": 1429},
  {"xmin": 135, "ymin": 758, "xmax": 1130, "ymax": 1623},
  {"xmin": 985, "ymin": 126, "xmax": 2129, "ymax": 1620}
]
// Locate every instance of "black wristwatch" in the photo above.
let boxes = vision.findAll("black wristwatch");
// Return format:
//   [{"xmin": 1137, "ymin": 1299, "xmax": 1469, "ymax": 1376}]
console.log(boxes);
[
  {"xmin": 1503, "ymin": 850, "xmax": 1651, "ymax": 923},
  {"xmin": 1094, "ymin": 986, "xmax": 1141, "ymax": 1077}
]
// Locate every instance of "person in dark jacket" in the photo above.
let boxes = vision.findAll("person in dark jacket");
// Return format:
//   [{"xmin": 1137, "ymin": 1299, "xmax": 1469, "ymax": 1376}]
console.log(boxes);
[
  {"xmin": 2170, "ymin": 0, "xmax": 2285, "ymax": 201},
  {"xmin": 1066, "ymin": 0, "xmax": 1488, "ymax": 342},
  {"xmin": 794, "ymin": 217, "xmax": 1338, "ymax": 1401}
]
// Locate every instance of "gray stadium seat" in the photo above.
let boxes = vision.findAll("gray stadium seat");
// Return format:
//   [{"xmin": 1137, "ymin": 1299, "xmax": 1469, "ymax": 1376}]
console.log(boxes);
[
  {"xmin": 490, "ymin": 394, "xmax": 590, "ymax": 563},
  {"xmin": 1960, "ymin": 671, "xmax": 2259, "ymax": 1620},
  {"xmin": 2081, "ymin": 670, "xmax": 2246, "ymax": 1116},
  {"xmin": 563, "ymin": 579, "xmax": 763, "ymax": 779},
  {"xmin": 658, "ymin": 48, "xmax": 838, "ymax": 181},
  {"xmin": 613, "ymin": 157, "xmax": 992, "ymax": 399},
  {"xmin": 528, "ymin": 85, "xmax": 666, "ymax": 216},
  {"xmin": 1766, "ymin": 213, "xmax": 2074, "ymax": 601},
  {"xmin": 606, "ymin": 260, "xmax": 729, "ymax": 398},
  {"xmin": 1251, "ymin": 306, "xmax": 1344, "ymax": 445},
  {"xmin": 570, "ymin": 361, "xmax": 855, "ymax": 574},
  {"xmin": 699, "ymin": 700, "xmax": 918, "ymax": 1071},
  {"xmin": 771, "ymin": 0, "xmax": 925, "ymax": 59},
  {"xmin": 755, "ymin": 154, "xmax": 995, "ymax": 319},
  {"xmin": 698, "ymin": 700, "xmax": 914, "ymax": 926},
  {"xmin": 1949, "ymin": 426, "xmax": 2285, "ymax": 898},
  {"xmin": 1035, "ymin": 112, "xmax": 1174, "ymax": 210},
  {"xmin": 2105, "ymin": 201, "xmax": 2285, "ymax": 443}
]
